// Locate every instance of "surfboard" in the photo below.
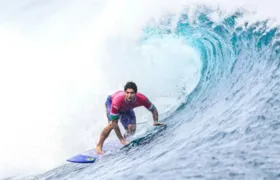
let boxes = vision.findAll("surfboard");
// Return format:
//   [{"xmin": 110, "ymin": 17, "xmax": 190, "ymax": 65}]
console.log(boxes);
[
  {"xmin": 66, "ymin": 124, "xmax": 166, "ymax": 163},
  {"xmin": 67, "ymin": 154, "xmax": 96, "ymax": 163},
  {"xmin": 66, "ymin": 140, "xmax": 121, "ymax": 163}
]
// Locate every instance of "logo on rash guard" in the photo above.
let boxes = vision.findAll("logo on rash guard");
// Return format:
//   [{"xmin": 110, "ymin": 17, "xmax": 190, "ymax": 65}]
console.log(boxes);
[{"xmin": 113, "ymin": 105, "xmax": 119, "ymax": 110}]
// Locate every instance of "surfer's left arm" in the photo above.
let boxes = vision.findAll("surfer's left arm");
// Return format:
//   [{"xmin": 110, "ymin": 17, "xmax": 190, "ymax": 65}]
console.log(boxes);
[
  {"xmin": 151, "ymin": 107, "xmax": 164, "ymax": 126},
  {"xmin": 139, "ymin": 94, "xmax": 164, "ymax": 126},
  {"xmin": 150, "ymin": 107, "xmax": 158, "ymax": 123}
]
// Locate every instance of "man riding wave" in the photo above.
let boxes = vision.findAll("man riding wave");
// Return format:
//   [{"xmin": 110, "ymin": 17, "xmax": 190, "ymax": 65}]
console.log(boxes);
[{"xmin": 96, "ymin": 81, "xmax": 164, "ymax": 154}]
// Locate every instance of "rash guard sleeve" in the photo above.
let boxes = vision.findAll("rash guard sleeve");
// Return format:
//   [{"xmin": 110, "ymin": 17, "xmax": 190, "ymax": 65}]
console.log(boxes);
[
  {"xmin": 138, "ymin": 93, "xmax": 156, "ymax": 112},
  {"xmin": 110, "ymin": 103, "xmax": 120, "ymax": 120}
]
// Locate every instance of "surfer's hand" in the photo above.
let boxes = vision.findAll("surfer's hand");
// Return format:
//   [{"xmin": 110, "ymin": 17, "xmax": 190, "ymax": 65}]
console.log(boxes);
[
  {"xmin": 120, "ymin": 138, "xmax": 129, "ymax": 145},
  {"xmin": 153, "ymin": 122, "xmax": 165, "ymax": 126}
]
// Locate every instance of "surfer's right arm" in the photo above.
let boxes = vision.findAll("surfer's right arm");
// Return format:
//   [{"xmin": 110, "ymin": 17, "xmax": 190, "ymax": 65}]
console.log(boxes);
[
  {"xmin": 110, "ymin": 103, "xmax": 128, "ymax": 145},
  {"xmin": 111, "ymin": 120, "xmax": 126, "ymax": 145}
]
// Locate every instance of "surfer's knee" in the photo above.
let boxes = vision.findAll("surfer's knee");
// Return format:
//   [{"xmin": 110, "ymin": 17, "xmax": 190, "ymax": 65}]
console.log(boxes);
[{"xmin": 127, "ymin": 124, "xmax": 136, "ymax": 134}]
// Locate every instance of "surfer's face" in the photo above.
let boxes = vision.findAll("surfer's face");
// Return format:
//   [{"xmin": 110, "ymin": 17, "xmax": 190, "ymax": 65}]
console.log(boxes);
[{"xmin": 125, "ymin": 88, "xmax": 136, "ymax": 101}]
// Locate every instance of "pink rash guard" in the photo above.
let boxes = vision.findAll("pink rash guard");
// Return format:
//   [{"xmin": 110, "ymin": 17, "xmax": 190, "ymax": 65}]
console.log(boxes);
[{"xmin": 109, "ymin": 91, "xmax": 156, "ymax": 120}]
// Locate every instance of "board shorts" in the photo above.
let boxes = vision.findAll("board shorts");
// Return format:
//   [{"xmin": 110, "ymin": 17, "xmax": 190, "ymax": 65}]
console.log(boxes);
[{"xmin": 105, "ymin": 95, "xmax": 136, "ymax": 130}]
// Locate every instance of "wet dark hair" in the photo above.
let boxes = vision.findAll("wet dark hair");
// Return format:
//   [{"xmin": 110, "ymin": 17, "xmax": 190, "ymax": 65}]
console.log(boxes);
[{"xmin": 124, "ymin": 81, "xmax": 137, "ymax": 93}]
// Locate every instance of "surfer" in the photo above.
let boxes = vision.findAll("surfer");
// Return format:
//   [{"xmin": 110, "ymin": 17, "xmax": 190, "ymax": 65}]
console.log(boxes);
[{"xmin": 96, "ymin": 81, "xmax": 164, "ymax": 154}]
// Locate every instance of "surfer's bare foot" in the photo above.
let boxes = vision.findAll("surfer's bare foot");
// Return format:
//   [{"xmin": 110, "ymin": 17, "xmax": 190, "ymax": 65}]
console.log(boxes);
[
  {"xmin": 96, "ymin": 145, "xmax": 104, "ymax": 155},
  {"xmin": 121, "ymin": 138, "xmax": 129, "ymax": 145}
]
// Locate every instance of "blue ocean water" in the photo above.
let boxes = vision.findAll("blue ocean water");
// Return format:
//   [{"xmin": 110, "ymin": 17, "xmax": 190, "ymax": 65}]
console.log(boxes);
[{"xmin": 3, "ymin": 6, "xmax": 280, "ymax": 180}]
